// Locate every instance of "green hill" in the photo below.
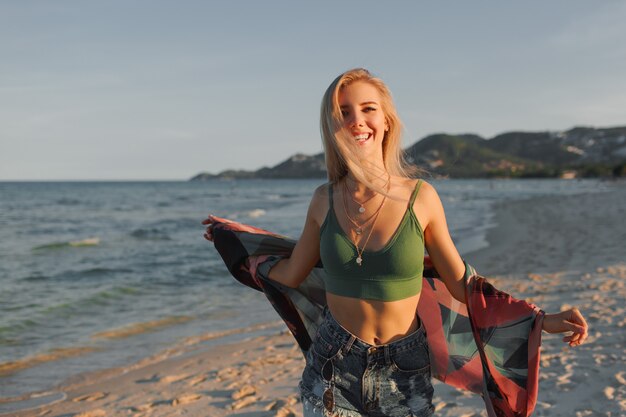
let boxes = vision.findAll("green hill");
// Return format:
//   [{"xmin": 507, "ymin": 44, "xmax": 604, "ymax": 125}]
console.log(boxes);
[{"xmin": 191, "ymin": 125, "xmax": 626, "ymax": 180}]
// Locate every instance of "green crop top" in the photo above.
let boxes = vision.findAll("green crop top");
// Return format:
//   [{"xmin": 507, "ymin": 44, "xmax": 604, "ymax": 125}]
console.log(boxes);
[{"xmin": 319, "ymin": 179, "xmax": 425, "ymax": 301}]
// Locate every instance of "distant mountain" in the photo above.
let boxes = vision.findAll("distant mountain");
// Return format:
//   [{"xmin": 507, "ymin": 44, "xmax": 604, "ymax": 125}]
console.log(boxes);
[
  {"xmin": 191, "ymin": 125, "xmax": 626, "ymax": 180},
  {"xmin": 256, "ymin": 153, "xmax": 326, "ymax": 179},
  {"xmin": 486, "ymin": 126, "xmax": 626, "ymax": 165},
  {"xmin": 191, "ymin": 153, "xmax": 326, "ymax": 180},
  {"xmin": 404, "ymin": 133, "xmax": 543, "ymax": 178}
]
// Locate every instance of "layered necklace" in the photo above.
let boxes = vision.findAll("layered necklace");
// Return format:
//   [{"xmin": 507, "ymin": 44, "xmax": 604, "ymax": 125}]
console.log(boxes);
[{"xmin": 341, "ymin": 175, "xmax": 390, "ymax": 266}]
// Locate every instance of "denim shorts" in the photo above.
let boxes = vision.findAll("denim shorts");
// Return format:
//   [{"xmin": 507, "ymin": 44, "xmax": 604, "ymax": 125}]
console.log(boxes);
[{"xmin": 299, "ymin": 306, "xmax": 435, "ymax": 417}]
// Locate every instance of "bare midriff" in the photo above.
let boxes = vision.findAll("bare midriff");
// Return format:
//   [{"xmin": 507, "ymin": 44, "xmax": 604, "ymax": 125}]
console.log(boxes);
[{"xmin": 326, "ymin": 291, "xmax": 421, "ymax": 346}]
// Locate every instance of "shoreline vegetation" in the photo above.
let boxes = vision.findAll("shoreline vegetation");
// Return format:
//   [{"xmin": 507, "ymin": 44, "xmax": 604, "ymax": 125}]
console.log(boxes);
[
  {"xmin": 192, "ymin": 125, "xmax": 626, "ymax": 181},
  {"xmin": 4, "ymin": 181, "xmax": 625, "ymax": 416}
]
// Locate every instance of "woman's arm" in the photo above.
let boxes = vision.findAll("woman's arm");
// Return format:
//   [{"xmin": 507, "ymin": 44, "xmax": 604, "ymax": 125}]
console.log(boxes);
[
  {"xmin": 419, "ymin": 181, "xmax": 467, "ymax": 303},
  {"xmin": 417, "ymin": 180, "xmax": 588, "ymax": 346},
  {"xmin": 263, "ymin": 185, "xmax": 324, "ymax": 288},
  {"xmin": 204, "ymin": 185, "xmax": 324, "ymax": 288}
]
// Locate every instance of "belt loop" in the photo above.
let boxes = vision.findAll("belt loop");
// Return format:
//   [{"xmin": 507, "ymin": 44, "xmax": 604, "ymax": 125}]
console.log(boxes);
[
  {"xmin": 384, "ymin": 345, "xmax": 391, "ymax": 365},
  {"xmin": 343, "ymin": 335, "xmax": 356, "ymax": 355}
]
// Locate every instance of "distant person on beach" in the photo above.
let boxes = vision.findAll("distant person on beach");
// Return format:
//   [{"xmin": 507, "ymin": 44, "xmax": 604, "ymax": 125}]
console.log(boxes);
[{"xmin": 204, "ymin": 68, "xmax": 588, "ymax": 416}]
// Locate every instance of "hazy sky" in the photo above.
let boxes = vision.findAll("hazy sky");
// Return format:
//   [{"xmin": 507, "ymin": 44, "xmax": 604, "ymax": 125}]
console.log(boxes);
[{"xmin": 1, "ymin": 1, "xmax": 625, "ymax": 180}]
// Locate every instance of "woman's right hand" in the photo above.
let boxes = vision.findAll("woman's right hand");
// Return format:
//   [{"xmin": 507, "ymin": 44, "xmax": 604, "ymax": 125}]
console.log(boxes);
[
  {"xmin": 201, "ymin": 215, "xmax": 215, "ymax": 242},
  {"xmin": 542, "ymin": 308, "xmax": 588, "ymax": 347}
]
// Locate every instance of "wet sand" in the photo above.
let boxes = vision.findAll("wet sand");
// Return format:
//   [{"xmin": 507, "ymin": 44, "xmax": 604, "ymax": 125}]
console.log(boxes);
[{"xmin": 5, "ymin": 180, "xmax": 625, "ymax": 417}]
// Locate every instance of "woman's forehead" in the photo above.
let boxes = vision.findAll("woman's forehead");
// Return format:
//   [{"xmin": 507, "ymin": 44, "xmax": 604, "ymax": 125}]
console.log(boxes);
[{"xmin": 339, "ymin": 81, "xmax": 381, "ymax": 105}]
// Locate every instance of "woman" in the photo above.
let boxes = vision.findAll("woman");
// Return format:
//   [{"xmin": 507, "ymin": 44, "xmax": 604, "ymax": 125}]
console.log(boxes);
[{"xmin": 203, "ymin": 68, "xmax": 588, "ymax": 417}]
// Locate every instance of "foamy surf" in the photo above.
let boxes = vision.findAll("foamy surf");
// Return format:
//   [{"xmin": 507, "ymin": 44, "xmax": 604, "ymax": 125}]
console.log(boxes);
[
  {"xmin": 91, "ymin": 316, "xmax": 194, "ymax": 340},
  {"xmin": 69, "ymin": 237, "xmax": 100, "ymax": 247},
  {"xmin": 180, "ymin": 320, "xmax": 283, "ymax": 347},
  {"xmin": 246, "ymin": 209, "xmax": 266, "ymax": 218},
  {"xmin": 0, "ymin": 346, "xmax": 100, "ymax": 376},
  {"xmin": 32, "ymin": 238, "xmax": 100, "ymax": 251},
  {"xmin": 0, "ymin": 391, "xmax": 66, "ymax": 415}
]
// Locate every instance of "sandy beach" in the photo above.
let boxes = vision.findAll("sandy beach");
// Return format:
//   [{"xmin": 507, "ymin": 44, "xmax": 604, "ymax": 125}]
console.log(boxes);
[{"xmin": 4, "ymin": 180, "xmax": 625, "ymax": 417}]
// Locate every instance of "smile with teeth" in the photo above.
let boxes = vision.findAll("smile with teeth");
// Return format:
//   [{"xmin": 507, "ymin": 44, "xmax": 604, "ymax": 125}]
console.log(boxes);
[{"xmin": 353, "ymin": 133, "xmax": 371, "ymax": 143}]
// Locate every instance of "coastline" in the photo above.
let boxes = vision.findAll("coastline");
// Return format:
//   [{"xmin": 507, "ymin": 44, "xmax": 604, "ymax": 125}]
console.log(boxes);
[
  {"xmin": 464, "ymin": 178, "xmax": 626, "ymax": 276},
  {"xmin": 5, "ymin": 180, "xmax": 626, "ymax": 417}
]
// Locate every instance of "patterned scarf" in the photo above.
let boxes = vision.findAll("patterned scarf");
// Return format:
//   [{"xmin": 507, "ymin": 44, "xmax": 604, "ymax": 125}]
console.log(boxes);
[{"xmin": 210, "ymin": 215, "xmax": 544, "ymax": 417}]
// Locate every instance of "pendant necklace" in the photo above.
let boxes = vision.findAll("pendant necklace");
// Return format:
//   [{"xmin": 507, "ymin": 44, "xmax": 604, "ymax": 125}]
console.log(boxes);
[
  {"xmin": 350, "ymin": 188, "xmax": 376, "ymax": 214},
  {"xmin": 341, "ymin": 178, "xmax": 389, "ymax": 266},
  {"xmin": 345, "ymin": 174, "xmax": 390, "ymax": 214},
  {"xmin": 341, "ymin": 180, "xmax": 381, "ymax": 235},
  {"xmin": 352, "ymin": 197, "xmax": 386, "ymax": 266}
]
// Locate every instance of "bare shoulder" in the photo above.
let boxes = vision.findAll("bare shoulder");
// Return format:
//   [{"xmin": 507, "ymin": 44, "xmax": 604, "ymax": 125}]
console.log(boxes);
[
  {"xmin": 412, "ymin": 179, "xmax": 442, "ymax": 228},
  {"xmin": 313, "ymin": 181, "xmax": 330, "ymax": 195},
  {"xmin": 416, "ymin": 178, "xmax": 437, "ymax": 201},
  {"xmin": 308, "ymin": 182, "xmax": 332, "ymax": 227},
  {"xmin": 394, "ymin": 176, "xmax": 422, "ymax": 194},
  {"xmin": 312, "ymin": 182, "xmax": 331, "ymax": 206},
  {"xmin": 393, "ymin": 177, "xmax": 433, "ymax": 202}
]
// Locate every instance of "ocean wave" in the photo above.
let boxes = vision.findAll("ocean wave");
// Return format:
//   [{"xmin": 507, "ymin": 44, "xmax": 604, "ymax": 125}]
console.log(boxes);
[
  {"xmin": 0, "ymin": 286, "xmax": 144, "ymax": 343},
  {"xmin": 0, "ymin": 346, "xmax": 99, "ymax": 376},
  {"xmin": 20, "ymin": 274, "xmax": 49, "ymax": 282},
  {"xmin": 246, "ymin": 209, "xmax": 266, "ymax": 218},
  {"xmin": 69, "ymin": 237, "xmax": 100, "ymax": 247},
  {"xmin": 34, "ymin": 286, "xmax": 140, "ymax": 319},
  {"xmin": 32, "ymin": 238, "xmax": 100, "ymax": 251},
  {"xmin": 0, "ymin": 321, "xmax": 35, "ymax": 347},
  {"xmin": 180, "ymin": 320, "xmax": 283, "ymax": 347},
  {"xmin": 155, "ymin": 218, "xmax": 201, "ymax": 229},
  {"xmin": 55, "ymin": 197, "xmax": 81, "ymax": 206},
  {"xmin": 129, "ymin": 228, "xmax": 172, "ymax": 240},
  {"xmin": 228, "ymin": 209, "xmax": 266, "ymax": 219},
  {"xmin": 0, "ymin": 391, "xmax": 67, "ymax": 415},
  {"xmin": 91, "ymin": 316, "xmax": 194, "ymax": 340},
  {"xmin": 50, "ymin": 268, "xmax": 134, "ymax": 281},
  {"xmin": 85, "ymin": 286, "xmax": 141, "ymax": 301},
  {"xmin": 0, "ymin": 319, "xmax": 38, "ymax": 335},
  {"xmin": 0, "ymin": 336, "xmax": 19, "ymax": 347},
  {"xmin": 75, "ymin": 285, "xmax": 141, "ymax": 306}
]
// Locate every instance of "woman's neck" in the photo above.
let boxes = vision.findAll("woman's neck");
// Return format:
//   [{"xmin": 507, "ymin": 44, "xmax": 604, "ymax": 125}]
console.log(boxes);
[{"xmin": 345, "ymin": 171, "xmax": 390, "ymax": 193}]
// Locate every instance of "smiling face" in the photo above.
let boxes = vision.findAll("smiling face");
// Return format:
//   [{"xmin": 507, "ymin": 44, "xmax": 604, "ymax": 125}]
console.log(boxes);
[
  {"xmin": 320, "ymin": 68, "xmax": 413, "ymax": 183},
  {"xmin": 337, "ymin": 81, "xmax": 388, "ymax": 159}
]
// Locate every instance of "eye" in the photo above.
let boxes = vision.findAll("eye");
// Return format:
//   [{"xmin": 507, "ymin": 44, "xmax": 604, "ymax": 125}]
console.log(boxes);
[
  {"xmin": 340, "ymin": 109, "xmax": 349, "ymax": 117},
  {"xmin": 363, "ymin": 106, "xmax": 377, "ymax": 112}
]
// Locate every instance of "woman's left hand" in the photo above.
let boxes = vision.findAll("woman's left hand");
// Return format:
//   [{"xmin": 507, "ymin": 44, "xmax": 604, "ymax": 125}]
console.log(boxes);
[
  {"xmin": 542, "ymin": 308, "xmax": 588, "ymax": 347},
  {"xmin": 202, "ymin": 215, "xmax": 216, "ymax": 242}
]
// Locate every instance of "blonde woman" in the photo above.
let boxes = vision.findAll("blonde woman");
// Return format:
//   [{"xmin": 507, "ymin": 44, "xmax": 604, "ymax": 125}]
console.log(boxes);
[{"xmin": 204, "ymin": 68, "xmax": 588, "ymax": 417}]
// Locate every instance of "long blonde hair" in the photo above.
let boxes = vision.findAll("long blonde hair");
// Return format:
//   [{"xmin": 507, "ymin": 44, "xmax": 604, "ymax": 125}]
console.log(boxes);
[{"xmin": 320, "ymin": 68, "xmax": 422, "ymax": 198}]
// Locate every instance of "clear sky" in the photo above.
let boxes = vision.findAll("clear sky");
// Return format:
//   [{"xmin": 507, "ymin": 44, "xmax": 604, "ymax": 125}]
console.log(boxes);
[{"xmin": 1, "ymin": 1, "xmax": 625, "ymax": 180}]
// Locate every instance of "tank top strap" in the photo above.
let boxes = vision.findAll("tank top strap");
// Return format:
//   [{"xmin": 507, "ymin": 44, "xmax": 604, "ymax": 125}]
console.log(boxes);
[
  {"xmin": 409, "ymin": 179, "xmax": 423, "ymax": 207},
  {"xmin": 328, "ymin": 182, "xmax": 334, "ymax": 208}
]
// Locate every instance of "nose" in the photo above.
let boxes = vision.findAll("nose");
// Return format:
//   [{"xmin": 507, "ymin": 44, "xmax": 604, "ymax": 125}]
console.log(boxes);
[{"xmin": 346, "ymin": 112, "xmax": 364, "ymax": 128}]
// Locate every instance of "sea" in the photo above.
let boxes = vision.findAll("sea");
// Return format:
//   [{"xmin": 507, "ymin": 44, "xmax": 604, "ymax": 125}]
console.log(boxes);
[{"xmin": 0, "ymin": 178, "xmax": 612, "ymax": 406}]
